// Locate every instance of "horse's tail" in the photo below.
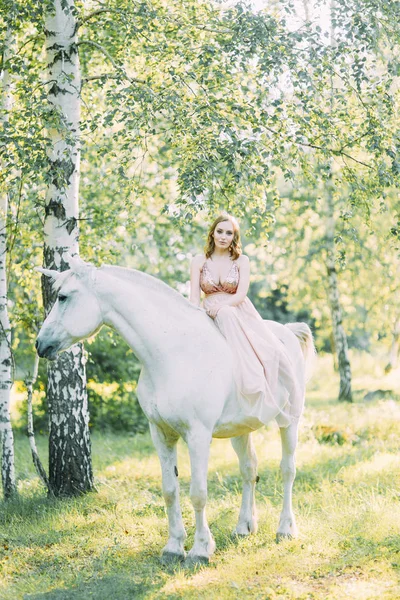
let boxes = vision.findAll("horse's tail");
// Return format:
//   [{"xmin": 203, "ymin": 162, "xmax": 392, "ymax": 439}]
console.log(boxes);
[{"xmin": 285, "ymin": 322, "xmax": 316, "ymax": 381}]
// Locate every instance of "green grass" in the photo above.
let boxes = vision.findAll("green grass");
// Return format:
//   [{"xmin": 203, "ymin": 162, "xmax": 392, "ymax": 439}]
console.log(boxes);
[{"xmin": 1, "ymin": 352, "xmax": 400, "ymax": 599}]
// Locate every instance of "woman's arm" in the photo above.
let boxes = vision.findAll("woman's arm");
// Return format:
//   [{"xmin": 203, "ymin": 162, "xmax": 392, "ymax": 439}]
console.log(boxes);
[
  {"xmin": 223, "ymin": 255, "xmax": 250, "ymax": 306},
  {"xmin": 189, "ymin": 255, "xmax": 203, "ymax": 306}
]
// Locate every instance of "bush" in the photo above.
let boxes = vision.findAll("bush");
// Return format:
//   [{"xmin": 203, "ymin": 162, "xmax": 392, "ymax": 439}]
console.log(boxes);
[
  {"xmin": 13, "ymin": 328, "xmax": 148, "ymax": 434},
  {"xmin": 85, "ymin": 328, "xmax": 148, "ymax": 433},
  {"xmin": 87, "ymin": 380, "xmax": 148, "ymax": 433}
]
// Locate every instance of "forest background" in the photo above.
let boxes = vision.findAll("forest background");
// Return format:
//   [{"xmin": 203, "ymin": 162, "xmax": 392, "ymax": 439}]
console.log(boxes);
[
  {"xmin": 1, "ymin": 0, "xmax": 400, "ymax": 597},
  {"xmin": 3, "ymin": 0, "xmax": 400, "ymax": 434}
]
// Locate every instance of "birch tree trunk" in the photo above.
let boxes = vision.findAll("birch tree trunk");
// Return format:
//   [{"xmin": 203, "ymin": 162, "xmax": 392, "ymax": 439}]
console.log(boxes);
[
  {"xmin": 0, "ymin": 25, "xmax": 17, "ymax": 499},
  {"xmin": 325, "ymin": 189, "xmax": 352, "ymax": 401},
  {"xmin": 385, "ymin": 317, "xmax": 400, "ymax": 373},
  {"xmin": 320, "ymin": 0, "xmax": 352, "ymax": 402},
  {"xmin": 43, "ymin": 0, "xmax": 93, "ymax": 496}
]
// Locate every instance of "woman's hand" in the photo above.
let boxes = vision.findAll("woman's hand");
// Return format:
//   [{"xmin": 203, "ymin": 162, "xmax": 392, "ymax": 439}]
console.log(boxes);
[
  {"xmin": 204, "ymin": 293, "xmax": 232, "ymax": 318},
  {"xmin": 206, "ymin": 305, "xmax": 220, "ymax": 319}
]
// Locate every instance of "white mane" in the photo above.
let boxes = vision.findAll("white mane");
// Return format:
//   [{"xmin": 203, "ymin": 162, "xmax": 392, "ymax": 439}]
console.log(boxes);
[
  {"xmin": 99, "ymin": 264, "xmax": 200, "ymax": 313},
  {"xmin": 51, "ymin": 263, "xmax": 201, "ymax": 315}
]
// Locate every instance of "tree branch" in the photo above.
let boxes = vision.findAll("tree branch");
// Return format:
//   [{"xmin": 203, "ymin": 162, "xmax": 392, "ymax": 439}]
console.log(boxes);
[
  {"xmin": 78, "ymin": 8, "xmax": 124, "ymax": 27},
  {"xmin": 7, "ymin": 176, "xmax": 23, "ymax": 279},
  {"xmin": 77, "ymin": 40, "xmax": 145, "ymax": 85},
  {"xmin": 83, "ymin": 72, "xmax": 145, "ymax": 84},
  {"xmin": 83, "ymin": 72, "xmax": 116, "ymax": 82},
  {"xmin": 15, "ymin": 34, "xmax": 44, "ymax": 56},
  {"xmin": 301, "ymin": 143, "xmax": 373, "ymax": 169},
  {"xmin": 264, "ymin": 126, "xmax": 373, "ymax": 169},
  {"xmin": 338, "ymin": 129, "xmax": 374, "ymax": 153},
  {"xmin": 77, "ymin": 40, "xmax": 124, "ymax": 74}
]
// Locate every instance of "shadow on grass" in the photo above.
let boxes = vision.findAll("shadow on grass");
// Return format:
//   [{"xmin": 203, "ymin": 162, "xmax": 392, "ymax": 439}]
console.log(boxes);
[
  {"xmin": 3, "ymin": 437, "xmax": 378, "ymax": 532},
  {"xmin": 1, "ymin": 450, "xmax": 398, "ymax": 599},
  {"xmin": 204, "ymin": 442, "xmax": 378, "ymax": 506},
  {"xmin": 21, "ymin": 550, "xmax": 168, "ymax": 600},
  {"xmin": 306, "ymin": 388, "xmax": 369, "ymax": 409},
  {"xmin": 13, "ymin": 431, "xmax": 156, "ymax": 486},
  {"xmin": 309, "ymin": 532, "xmax": 400, "ymax": 586},
  {"xmin": 293, "ymin": 445, "xmax": 377, "ymax": 486},
  {"xmin": 91, "ymin": 431, "xmax": 155, "ymax": 469},
  {"xmin": 0, "ymin": 491, "xmax": 113, "ymax": 545},
  {"xmin": 24, "ymin": 575, "xmax": 154, "ymax": 600}
]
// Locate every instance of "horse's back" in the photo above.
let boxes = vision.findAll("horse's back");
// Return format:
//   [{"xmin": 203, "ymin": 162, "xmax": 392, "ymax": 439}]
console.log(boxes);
[{"xmin": 136, "ymin": 312, "xmax": 310, "ymax": 440}]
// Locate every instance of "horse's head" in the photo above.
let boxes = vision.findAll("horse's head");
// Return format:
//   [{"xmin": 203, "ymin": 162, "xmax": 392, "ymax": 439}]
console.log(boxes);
[{"xmin": 35, "ymin": 255, "xmax": 103, "ymax": 360}]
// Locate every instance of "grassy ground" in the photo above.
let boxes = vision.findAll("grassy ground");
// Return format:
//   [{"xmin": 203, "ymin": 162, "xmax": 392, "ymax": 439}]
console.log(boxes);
[{"xmin": 1, "ymin": 352, "xmax": 400, "ymax": 599}]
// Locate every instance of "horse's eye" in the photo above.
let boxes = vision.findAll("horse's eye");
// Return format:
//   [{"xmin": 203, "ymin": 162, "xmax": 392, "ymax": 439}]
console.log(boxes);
[{"xmin": 58, "ymin": 295, "xmax": 67, "ymax": 303}]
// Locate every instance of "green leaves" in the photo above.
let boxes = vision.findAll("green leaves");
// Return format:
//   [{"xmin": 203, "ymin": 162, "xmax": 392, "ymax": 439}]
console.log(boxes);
[{"xmin": 3, "ymin": 0, "xmax": 400, "ymax": 367}]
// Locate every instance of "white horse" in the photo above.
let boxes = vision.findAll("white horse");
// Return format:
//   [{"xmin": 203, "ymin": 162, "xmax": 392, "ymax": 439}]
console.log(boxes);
[{"xmin": 36, "ymin": 256, "xmax": 315, "ymax": 566}]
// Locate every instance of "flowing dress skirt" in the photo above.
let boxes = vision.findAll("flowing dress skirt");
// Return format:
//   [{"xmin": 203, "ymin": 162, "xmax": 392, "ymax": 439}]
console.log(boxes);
[{"xmin": 203, "ymin": 293, "xmax": 305, "ymax": 428}]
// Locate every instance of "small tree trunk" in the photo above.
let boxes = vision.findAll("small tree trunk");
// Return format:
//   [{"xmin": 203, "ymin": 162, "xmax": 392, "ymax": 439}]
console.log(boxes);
[
  {"xmin": 329, "ymin": 331, "xmax": 338, "ymax": 372},
  {"xmin": 322, "ymin": 1, "xmax": 352, "ymax": 402},
  {"xmin": 26, "ymin": 356, "xmax": 51, "ymax": 493},
  {"xmin": 302, "ymin": 0, "xmax": 310, "ymax": 22},
  {"xmin": 325, "ymin": 191, "xmax": 352, "ymax": 402},
  {"xmin": 0, "ymin": 25, "xmax": 17, "ymax": 500},
  {"xmin": 43, "ymin": 0, "xmax": 93, "ymax": 496},
  {"xmin": 385, "ymin": 317, "xmax": 400, "ymax": 373}
]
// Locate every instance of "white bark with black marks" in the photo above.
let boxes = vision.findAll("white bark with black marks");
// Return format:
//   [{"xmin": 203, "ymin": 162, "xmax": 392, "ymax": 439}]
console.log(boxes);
[
  {"xmin": 43, "ymin": 0, "xmax": 93, "ymax": 496},
  {"xmin": 26, "ymin": 356, "xmax": 51, "ymax": 493},
  {"xmin": 0, "ymin": 25, "xmax": 17, "ymax": 500}
]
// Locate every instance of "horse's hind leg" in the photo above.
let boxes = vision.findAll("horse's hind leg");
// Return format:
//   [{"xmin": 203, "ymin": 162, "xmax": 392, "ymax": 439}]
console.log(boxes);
[
  {"xmin": 149, "ymin": 423, "xmax": 187, "ymax": 564},
  {"xmin": 277, "ymin": 419, "xmax": 299, "ymax": 542},
  {"xmin": 185, "ymin": 426, "xmax": 215, "ymax": 566},
  {"xmin": 231, "ymin": 433, "xmax": 258, "ymax": 535}
]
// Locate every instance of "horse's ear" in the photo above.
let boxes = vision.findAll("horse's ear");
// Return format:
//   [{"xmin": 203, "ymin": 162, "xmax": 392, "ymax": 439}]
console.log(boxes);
[
  {"xmin": 65, "ymin": 253, "xmax": 91, "ymax": 275},
  {"xmin": 35, "ymin": 267, "xmax": 61, "ymax": 281}
]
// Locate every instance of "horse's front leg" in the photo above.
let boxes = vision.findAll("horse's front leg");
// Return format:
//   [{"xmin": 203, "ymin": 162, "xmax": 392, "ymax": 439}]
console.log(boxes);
[
  {"xmin": 231, "ymin": 433, "xmax": 258, "ymax": 535},
  {"xmin": 149, "ymin": 423, "xmax": 187, "ymax": 563},
  {"xmin": 277, "ymin": 420, "xmax": 299, "ymax": 542},
  {"xmin": 185, "ymin": 426, "xmax": 215, "ymax": 566}
]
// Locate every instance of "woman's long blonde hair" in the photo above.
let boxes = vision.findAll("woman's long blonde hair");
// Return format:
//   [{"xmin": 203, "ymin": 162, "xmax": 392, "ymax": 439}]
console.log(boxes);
[{"xmin": 205, "ymin": 213, "xmax": 242, "ymax": 260}]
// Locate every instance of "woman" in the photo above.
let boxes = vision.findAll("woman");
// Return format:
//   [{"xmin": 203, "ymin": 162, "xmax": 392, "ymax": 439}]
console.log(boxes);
[{"xmin": 190, "ymin": 213, "xmax": 305, "ymax": 428}]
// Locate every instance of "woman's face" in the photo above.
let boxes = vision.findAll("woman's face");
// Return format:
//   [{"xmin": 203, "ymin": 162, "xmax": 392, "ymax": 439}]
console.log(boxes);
[{"xmin": 213, "ymin": 220, "xmax": 235, "ymax": 250}]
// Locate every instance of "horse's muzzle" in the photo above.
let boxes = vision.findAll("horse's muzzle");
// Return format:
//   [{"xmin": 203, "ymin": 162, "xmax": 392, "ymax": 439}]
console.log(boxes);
[{"xmin": 35, "ymin": 339, "xmax": 58, "ymax": 361}]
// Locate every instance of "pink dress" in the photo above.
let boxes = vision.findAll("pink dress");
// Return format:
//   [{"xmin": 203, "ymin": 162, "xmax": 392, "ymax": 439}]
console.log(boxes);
[{"xmin": 200, "ymin": 259, "xmax": 304, "ymax": 428}]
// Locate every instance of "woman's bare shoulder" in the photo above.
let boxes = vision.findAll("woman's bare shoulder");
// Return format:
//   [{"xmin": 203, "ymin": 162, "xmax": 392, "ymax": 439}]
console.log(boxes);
[
  {"xmin": 237, "ymin": 254, "xmax": 249, "ymax": 265},
  {"xmin": 191, "ymin": 254, "xmax": 207, "ymax": 267}
]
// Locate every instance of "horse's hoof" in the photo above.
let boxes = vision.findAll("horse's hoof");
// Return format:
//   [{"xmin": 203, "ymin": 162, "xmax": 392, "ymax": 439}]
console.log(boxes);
[
  {"xmin": 184, "ymin": 555, "xmax": 209, "ymax": 568},
  {"xmin": 234, "ymin": 521, "xmax": 257, "ymax": 536},
  {"xmin": 233, "ymin": 528, "xmax": 251, "ymax": 538},
  {"xmin": 161, "ymin": 551, "xmax": 185, "ymax": 565},
  {"xmin": 234, "ymin": 532, "xmax": 248, "ymax": 538},
  {"xmin": 276, "ymin": 532, "xmax": 294, "ymax": 543}
]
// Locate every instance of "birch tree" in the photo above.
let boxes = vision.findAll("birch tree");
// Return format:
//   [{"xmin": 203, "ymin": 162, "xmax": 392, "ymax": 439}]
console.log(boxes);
[
  {"xmin": 323, "ymin": 0, "xmax": 352, "ymax": 401},
  {"xmin": 0, "ymin": 22, "xmax": 17, "ymax": 499},
  {"xmin": 324, "ymin": 182, "xmax": 352, "ymax": 400},
  {"xmin": 291, "ymin": 0, "xmax": 353, "ymax": 400},
  {"xmin": 42, "ymin": 0, "xmax": 93, "ymax": 496}
]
